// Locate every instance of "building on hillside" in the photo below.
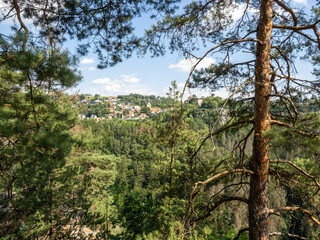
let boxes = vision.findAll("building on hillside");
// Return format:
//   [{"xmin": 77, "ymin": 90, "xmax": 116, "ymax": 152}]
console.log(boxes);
[
  {"xmin": 128, "ymin": 111, "xmax": 135, "ymax": 118},
  {"xmin": 134, "ymin": 106, "xmax": 141, "ymax": 112},
  {"xmin": 140, "ymin": 113, "xmax": 147, "ymax": 119},
  {"xmin": 220, "ymin": 109, "xmax": 229, "ymax": 125},
  {"xmin": 197, "ymin": 98, "xmax": 203, "ymax": 107},
  {"xmin": 79, "ymin": 114, "xmax": 86, "ymax": 121}
]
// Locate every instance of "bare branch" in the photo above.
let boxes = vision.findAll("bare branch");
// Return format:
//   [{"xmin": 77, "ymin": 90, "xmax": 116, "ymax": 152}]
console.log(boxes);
[
  {"xmin": 273, "ymin": 21, "xmax": 320, "ymax": 31},
  {"xmin": 184, "ymin": 169, "xmax": 253, "ymax": 221},
  {"xmin": 270, "ymin": 160, "xmax": 320, "ymax": 194},
  {"xmin": 234, "ymin": 127, "xmax": 254, "ymax": 166},
  {"xmin": 233, "ymin": 227, "xmax": 249, "ymax": 240},
  {"xmin": 269, "ymin": 206, "xmax": 320, "ymax": 225},
  {"xmin": 1, "ymin": 7, "xmax": 15, "ymax": 21},
  {"xmin": 275, "ymin": 75, "xmax": 320, "ymax": 94},
  {"xmin": 209, "ymin": 181, "xmax": 250, "ymax": 202},
  {"xmin": 270, "ymin": 84, "xmax": 298, "ymax": 124},
  {"xmin": 274, "ymin": 0, "xmax": 298, "ymax": 26},
  {"xmin": 271, "ymin": 120, "xmax": 319, "ymax": 138},
  {"xmin": 292, "ymin": 80, "xmax": 320, "ymax": 94},
  {"xmin": 270, "ymin": 232, "xmax": 307, "ymax": 239},
  {"xmin": 271, "ymin": 72, "xmax": 299, "ymax": 125},
  {"xmin": 313, "ymin": 25, "xmax": 320, "ymax": 50},
  {"xmin": 13, "ymin": 0, "xmax": 28, "ymax": 50},
  {"xmin": 206, "ymin": 79, "xmax": 254, "ymax": 156},
  {"xmin": 188, "ymin": 119, "xmax": 254, "ymax": 162},
  {"xmin": 26, "ymin": 71, "xmax": 40, "ymax": 130},
  {"xmin": 192, "ymin": 169, "xmax": 253, "ymax": 198},
  {"xmin": 180, "ymin": 38, "xmax": 261, "ymax": 100},
  {"xmin": 271, "ymin": 45, "xmax": 295, "ymax": 99},
  {"xmin": 196, "ymin": 196, "xmax": 249, "ymax": 221}
]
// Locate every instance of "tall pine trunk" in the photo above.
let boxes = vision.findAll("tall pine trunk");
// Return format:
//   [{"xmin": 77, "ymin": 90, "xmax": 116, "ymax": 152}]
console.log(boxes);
[{"xmin": 249, "ymin": 0, "xmax": 273, "ymax": 239}]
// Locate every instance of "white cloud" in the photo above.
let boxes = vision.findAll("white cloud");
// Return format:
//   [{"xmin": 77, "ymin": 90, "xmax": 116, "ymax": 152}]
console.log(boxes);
[
  {"xmin": 204, "ymin": 2, "xmax": 259, "ymax": 28},
  {"xmin": 169, "ymin": 57, "xmax": 216, "ymax": 73},
  {"xmin": 92, "ymin": 74, "xmax": 142, "ymax": 94},
  {"xmin": 120, "ymin": 74, "xmax": 140, "ymax": 83},
  {"xmin": 93, "ymin": 77, "xmax": 112, "ymax": 84},
  {"xmin": 122, "ymin": 87, "xmax": 157, "ymax": 96},
  {"xmin": 292, "ymin": 0, "xmax": 307, "ymax": 4},
  {"xmin": 231, "ymin": 3, "xmax": 252, "ymax": 21},
  {"xmin": 88, "ymin": 67, "xmax": 96, "ymax": 71},
  {"xmin": 80, "ymin": 58, "xmax": 95, "ymax": 64},
  {"xmin": 105, "ymin": 83, "xmax": 122, "ymax": 92},
  {"xmin": 93, "ymin": 77, "xmax": 123, "ymax": 93},
  {"xmin": 162, "ymin": 82, "xmax": 230, "ymax": 100},
  {"xmin": 177, "ymin": 82, "xmax": 186, "ymax": 89}
]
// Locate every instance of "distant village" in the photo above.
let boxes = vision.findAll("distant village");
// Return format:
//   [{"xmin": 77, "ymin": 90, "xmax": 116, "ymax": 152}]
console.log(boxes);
[
  {"xmin": 77, "ymin": 95, "xmax": 209, "ymax": 122},
  {"xmin": 75, "ymin": 93, "xmax": 255, "ymax": 125},
  {"xmin": 78, "ymin": 95, "xmax": 169, "ymax": 121}
]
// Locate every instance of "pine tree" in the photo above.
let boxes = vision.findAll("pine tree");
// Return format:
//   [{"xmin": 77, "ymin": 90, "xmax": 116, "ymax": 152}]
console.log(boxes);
[
  {"xmin": 0, "ymin": 2, "xmax": 82, "ymax": 237},
  {"xmin": 142, "ymin": 0, "xmax": 320, "ymax": 238}
]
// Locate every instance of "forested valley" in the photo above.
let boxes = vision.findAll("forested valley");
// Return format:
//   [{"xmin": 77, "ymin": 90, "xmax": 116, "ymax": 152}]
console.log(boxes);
[
  {"xmin": 2, "ymin": 90, "xmax": 320, "ymax": 239},
  {"xmin": 1, "ymin": 0, "xmax": 320, "ymax": 239}
]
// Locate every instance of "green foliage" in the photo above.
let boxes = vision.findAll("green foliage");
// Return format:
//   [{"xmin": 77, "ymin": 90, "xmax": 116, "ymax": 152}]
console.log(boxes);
[
  {"xmin": 140, "ymin": 106, "xmax": 151, "ymax": 114},
  {"xmin": 118, "ymin": 93, "xmax": 173, "ymax": 108},
  {"xmin": 0, "ymin": 26, "xmax": 82, "ymax": 238},
  {"xmin": 0, "ymin": 90, "xmax": 78, "ymax": 238}
]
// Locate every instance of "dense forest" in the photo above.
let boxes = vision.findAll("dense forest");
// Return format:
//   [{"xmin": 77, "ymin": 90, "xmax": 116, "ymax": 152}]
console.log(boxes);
[
  {"xmin": 1, "ymin": 0, "xmax": 320, "ymax": 239},
  {"xmin": 1, "ymin": 90, "xmax": 320, "ymax": 239}
]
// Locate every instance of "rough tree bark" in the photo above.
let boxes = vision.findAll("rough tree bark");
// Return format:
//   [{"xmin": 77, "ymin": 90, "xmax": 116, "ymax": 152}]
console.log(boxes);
[{"xmin": 249, "ymin": 0, "xmax": 273, "ymax": 239}]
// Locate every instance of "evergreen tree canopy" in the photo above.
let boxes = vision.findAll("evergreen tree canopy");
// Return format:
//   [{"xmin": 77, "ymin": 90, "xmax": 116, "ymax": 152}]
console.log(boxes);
[{"xmin": 1, "ymin": 0, "xmax": 180, "ymax": 67}]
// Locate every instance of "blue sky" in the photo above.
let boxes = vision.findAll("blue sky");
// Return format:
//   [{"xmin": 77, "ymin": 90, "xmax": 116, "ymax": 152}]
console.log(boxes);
[
  {"xmin": 1, "ymin": 0, "xmax": 315, "ymax": 99},
  {"xmin": 66, "ymin": 7, "xmax": 220, "ymax": 98},
  {"xmin": 73, "ymin": 52, "xmax": 219, "ymax": 98},
  {"xmin": 67, "ymin": 0, "xmax": 316, "ymax": 98}
]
